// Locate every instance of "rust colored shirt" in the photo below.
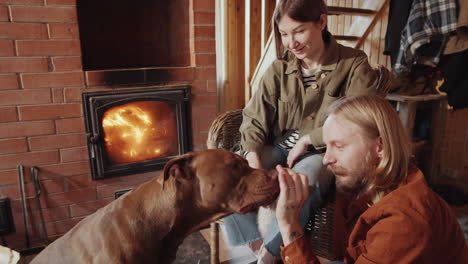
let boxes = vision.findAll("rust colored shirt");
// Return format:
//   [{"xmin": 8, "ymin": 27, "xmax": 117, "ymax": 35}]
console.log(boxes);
[{"xmin": 280, "ymin": 168, "xmax": 468, "ymax": 263}]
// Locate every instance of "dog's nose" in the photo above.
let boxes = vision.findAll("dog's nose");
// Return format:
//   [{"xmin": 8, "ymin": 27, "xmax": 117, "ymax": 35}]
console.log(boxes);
[{"xmin": 268, "ymin": 169, "xmax": 278, "ymax": 180}]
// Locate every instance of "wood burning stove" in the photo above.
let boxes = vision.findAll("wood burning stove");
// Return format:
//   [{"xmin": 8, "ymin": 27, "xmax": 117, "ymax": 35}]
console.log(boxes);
[{"xmin": 82, "ymin": 85, "xmax": 191, "ymax": 180}]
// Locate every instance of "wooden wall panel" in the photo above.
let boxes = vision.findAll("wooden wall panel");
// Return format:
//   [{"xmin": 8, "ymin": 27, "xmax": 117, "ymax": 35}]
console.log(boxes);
[{"xmin": 224, "ymin": 0, "xmax": 245, "ymax": 111}]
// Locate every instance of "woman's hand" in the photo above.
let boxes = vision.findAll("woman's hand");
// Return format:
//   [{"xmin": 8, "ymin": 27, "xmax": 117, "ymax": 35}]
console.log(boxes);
[
  {"xmin": 245, "ymin": 151, "xmax": 262, "ymax": 169},
  {"xmin": 275, "ymin": 165, "xmax": 309, "ymax": 246},
  {"xmin": 287, "ymin": 136, "xmax": 311, "ymax": 168}
]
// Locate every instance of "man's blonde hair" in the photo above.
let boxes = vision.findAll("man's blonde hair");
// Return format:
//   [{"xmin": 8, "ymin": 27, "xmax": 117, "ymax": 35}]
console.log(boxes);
[{"xmin": 327, "ymin": 95, "xmax": 412, "ymax": 199}]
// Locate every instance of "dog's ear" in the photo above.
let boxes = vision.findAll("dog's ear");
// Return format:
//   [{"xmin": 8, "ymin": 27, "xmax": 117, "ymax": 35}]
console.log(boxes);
[{"xmin": 161, "ymin": 153, "xmax": 194, "ymax": 190}]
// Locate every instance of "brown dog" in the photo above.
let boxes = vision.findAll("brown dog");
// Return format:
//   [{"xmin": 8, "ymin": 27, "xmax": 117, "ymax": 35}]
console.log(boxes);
[{"xmin": 31, "ymin": 149, "xmax": 279, "ymax": 264}]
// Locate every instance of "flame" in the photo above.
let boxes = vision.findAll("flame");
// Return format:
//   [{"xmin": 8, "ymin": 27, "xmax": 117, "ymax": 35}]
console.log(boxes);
[{"xmin": 101, "ymin": 101, "xmax": 178, "ymax": 165}]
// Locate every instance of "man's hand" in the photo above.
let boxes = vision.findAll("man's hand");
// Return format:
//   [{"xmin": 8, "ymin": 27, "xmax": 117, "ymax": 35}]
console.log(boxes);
[
  {"xmin": 287, "ymin": 135, "xmax": 311, "ymax": 168},
  {"xmin": 245, "ymin": 151, "xmax": 262, "ymax": 169},
  {"xmin": 275, "ymin": 165, "xmax": 309, "ymax": 246}
]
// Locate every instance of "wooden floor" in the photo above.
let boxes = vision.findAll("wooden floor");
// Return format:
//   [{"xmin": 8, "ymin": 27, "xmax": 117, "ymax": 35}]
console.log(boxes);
[{"xmin": 200, "ymin": 226, "xmax": 257, "ymax": 264}]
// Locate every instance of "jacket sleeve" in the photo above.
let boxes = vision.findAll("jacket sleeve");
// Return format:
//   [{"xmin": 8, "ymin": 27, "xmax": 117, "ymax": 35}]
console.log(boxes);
[
  {"xmin": 280, "ymin": 235, "xmax": 322, "ymax": 264},
  {"xmin": 354, "ymin": 206, "xmax": 432, "ymax": 264},
  {"xmin": 345, "ymin": 52, "xmax": 384, "ymax": 97},
  {"xmin": 239, "ymin": 64, "xmax": 279, "ymax": 154}
]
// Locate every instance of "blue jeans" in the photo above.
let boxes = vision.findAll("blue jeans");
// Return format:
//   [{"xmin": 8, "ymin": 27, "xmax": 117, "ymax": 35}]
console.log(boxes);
[{"xmin": 223, "ymin": 145, "xmax": 333, "ymax": 257}]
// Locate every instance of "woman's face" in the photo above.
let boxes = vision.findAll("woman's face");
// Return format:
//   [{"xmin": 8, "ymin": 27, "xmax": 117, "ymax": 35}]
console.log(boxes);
[{"xmin": 278, "ymin": 14, "xmax": 327, "ymax": 61}]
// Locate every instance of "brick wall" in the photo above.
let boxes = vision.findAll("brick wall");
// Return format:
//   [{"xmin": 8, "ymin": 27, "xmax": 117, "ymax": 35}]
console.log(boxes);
[{"xmin": 0, "ymin": 0, "xmax": 217, "ymax": 250}]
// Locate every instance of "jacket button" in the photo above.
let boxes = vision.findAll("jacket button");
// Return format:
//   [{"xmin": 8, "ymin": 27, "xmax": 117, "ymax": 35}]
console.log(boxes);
[
  {"xmin": 311, "ymin": 83, "xmax": 318, "ymax": 89},
  {"xmin": 285, "ymin": 256, "xmax": 290, "ymax": 262},
  {"xmin": 320, "ymin": 73, "xmax": 327, "ymax": 79}
]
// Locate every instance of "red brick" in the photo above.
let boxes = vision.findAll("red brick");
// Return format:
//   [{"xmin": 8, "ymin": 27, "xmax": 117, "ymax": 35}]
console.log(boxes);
[
  {"xmin": 41, "ymin": 188, "xmax": 96, "ymax": 208},
  {"xmin": 41, "ymin": 178, "xmax": 66, "ymax": 194},
  {"xmin": 194, "ymin": 39, "xmax": 215, "ymax": 53},
  {"xmin": 207, "ymin": 80, "xmax": 217, "ymax": 92},
  {"xmin": 47, "ymin": 0, "xmax": 76, "ymax": 5},
  {"xmin": 190, "ymin": 80, "xmax": 207, "ymax": 93},
  {"xmin": 0, "ymin": 90, "xmax": 51, "ymax": 106},
  {"xmin": 55, "ymin": 118, "xmax": 84, "ymax": 134},
  {"xmin": 0, "ymin": 106, "xmax": 18, "ymax": 122},
  {"xmin": 29, "ymin": 205, "xmax": 70, "ymax": 223},
  {"xmin": 49, "ymin": 23, "xmax": 79, "ymax": 39},
  {"xmin": 194, "ymin": 11, "xmax": 215, "ymax": 24},
  {"xmin": 193, "ymin": 0, "xmax": 215, "ymax": 11},
  {"xmin": 52, "ymin": 88, "xmax": 64, "ymax": 103},
  {"xmin": 195, "ymin": 67, "xmax": 216, "ymax": 80},
  {"xmin": 196, "ymin": 114, "xmax": 215, "ymax": 133},
  {"xmin": 168, "ymin": 67, "xmax": 195, "ymax": 81},
  {"xmin": 192, "ymin": 93, "xmax": 217, "ymax": 106},
  {"xmin": 0, "ymin": 0, "xmax": 44, "ymax": 4},
  {"xmin": 70, "ymin": 198, "xmax": 111, "ymax": 217},
  {"xmin": 195, "ymin": 53, "xmax": 216, "ymax": 66},
  {"xmin": 0, "ymin": 6, "xmax": 8, "ymax": 22},
  {"xmin": 52, "ymin": 56, "xmax": 82, "ymax": 71},
  {"xmin": 194, "ymin": 25, "xmax": 215, "ymax": 39},
  {"xmin": 63, "ymin": 87, "xmax": 82, "ymax": 102},
  {"xmin": 0, "ymin": 120, "xmax": 55, "ymax": 138},
  {"xmin": 39, "ymin": 161, "xmax": 89, "ymax": 178},
  {"xmin": 22, "ymin": 72, "xmax": 84, "ymax": 88},
  {"xmin": 192, "ymin": 105, "xmax": 218, "ymax": 121},
  {"xmin": 0, "ymin": 138, "xmax": 27, "ymax": 154},
  {"xmin": 11, "ymin": 6, "xmax": 77, "ymax": 23},
  {"xmin": 45, "ymin": 217, "xmax": 83, "ymax": 236},
  {"xmin": 0, "ymin": 40, "xmax": 14, "ymax": 56},
  {"xmin": 96, "ymin": 181, "xmax": 143, "ymax": 199},
  {"xmin": 60, "ymin": 146, "xmax": 87, "ymax": 162},
  {"xmin": 19, "ymin": 103, "xmax": 82, "ymax": 120},
  {"xmin": 192, "ymin": 130, "xmax": 209, "ymax": 148},
  {"xmin": 0, "ymin": 170, "xmax": 18, "ymax": 185},
  {"xmin": 29, "ymin": 133, "xmax": 86, "ymax": 151},
  {"xmin": 17, "ymin": 40, "xmax": 81, "ymax": 56},
  {"xmin": 65, "ymin": 174, "xmax": 96, "ymax": 191},
  {"xmin": 0, "ymin": 150, "xmax": 59, "ymax": 170},
  {"xmin": 0, "ymin": 22, "xmax": 48, "ymax": 39},
  {"xmin": 0, "ymin": 74, "xmax": 19, "ymax": 90},
  {"xmin": 0, "ymin": 57, "xmax": 49, "ymax": 73}
]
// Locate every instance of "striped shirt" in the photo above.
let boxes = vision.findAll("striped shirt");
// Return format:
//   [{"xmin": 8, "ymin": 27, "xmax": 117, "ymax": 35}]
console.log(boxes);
[{"xmin": 277, "ymin": 66, "xmax": 319, "ymax": 151}]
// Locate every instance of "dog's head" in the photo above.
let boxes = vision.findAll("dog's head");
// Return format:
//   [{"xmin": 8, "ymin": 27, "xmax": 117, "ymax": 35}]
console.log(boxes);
[{"xmin": 160, "ymin": 149, "xmax": 279, "ymax": 215}]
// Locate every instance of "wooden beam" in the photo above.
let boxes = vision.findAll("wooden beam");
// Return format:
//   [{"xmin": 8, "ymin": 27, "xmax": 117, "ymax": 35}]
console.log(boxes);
[
  {"xmin": 328, "ymin": 6, "xmax": 376, "ymax": 16},
  {"xmin": 225, "ymin": 0, "xmax": 245, "ymax": 111},
  {"xmin": 334, "ymin": 35, "xmax": 359, "ymax": 41},
  {"xmin": 355, "ymin": 0, "xmax": 389, "ymax": 49},
  {"xmin": 262, "ymin": 0, "xmax": 276, "ymax": 50},
  {"xmin": 245, "ymin": 0, "xmax": 262, "ymax": 103}
]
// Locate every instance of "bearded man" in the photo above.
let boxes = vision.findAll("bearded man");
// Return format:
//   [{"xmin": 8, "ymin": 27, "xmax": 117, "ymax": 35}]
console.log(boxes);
[{"xmin": 273, "ymin": 95, "xmax": 468, "ymax": 263}]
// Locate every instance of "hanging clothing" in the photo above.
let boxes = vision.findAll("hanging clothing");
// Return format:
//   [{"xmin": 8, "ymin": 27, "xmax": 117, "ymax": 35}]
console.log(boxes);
[
  {"xmin": 383, "ymin": 0, "xmax": 414, "ymax": 66},
  {"xmin": 394, "ymin": 0, "xmax": 458, "ymax": 75}
]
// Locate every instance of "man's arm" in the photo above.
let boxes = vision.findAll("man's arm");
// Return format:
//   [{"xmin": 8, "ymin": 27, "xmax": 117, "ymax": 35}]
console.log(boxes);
[{"xmin": 275, "ymin": 165, "xmax": 322, "ymax": 264}]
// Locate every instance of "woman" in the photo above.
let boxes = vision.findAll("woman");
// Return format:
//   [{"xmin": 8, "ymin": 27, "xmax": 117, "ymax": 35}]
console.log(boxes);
[{"xmin": 223, "ymin": 0, "xmax": 388, "ymax": 262}]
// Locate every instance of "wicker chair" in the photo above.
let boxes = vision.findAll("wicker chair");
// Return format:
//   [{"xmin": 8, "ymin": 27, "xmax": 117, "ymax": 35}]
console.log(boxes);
[{"xmin": 206, "ymin": 109, "xmax": 336, "ymax": 264}]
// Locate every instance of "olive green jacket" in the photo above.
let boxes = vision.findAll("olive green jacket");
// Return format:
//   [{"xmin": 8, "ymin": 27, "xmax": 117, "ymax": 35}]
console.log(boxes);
[{"xmin": 240, "ymin": 37, "xmax": 389, "ymax": 154}]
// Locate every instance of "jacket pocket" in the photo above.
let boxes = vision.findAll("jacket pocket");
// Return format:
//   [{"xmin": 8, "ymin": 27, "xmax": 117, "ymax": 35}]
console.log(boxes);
[
  {"xmin": 315, "ymin": 93, "xmax": 340, "ymax": 127},
  {"xmin": 278, "ymin": 98, "xmax": 300, "ymax": 131}
]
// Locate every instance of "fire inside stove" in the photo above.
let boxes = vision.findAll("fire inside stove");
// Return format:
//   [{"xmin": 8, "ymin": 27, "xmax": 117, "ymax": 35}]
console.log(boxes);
[{"xmin": 101, "ymin": 101, "xmax": 178, "ymax": 165}]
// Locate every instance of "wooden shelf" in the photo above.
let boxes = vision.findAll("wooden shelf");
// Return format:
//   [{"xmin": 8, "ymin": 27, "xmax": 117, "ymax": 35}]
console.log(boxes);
[{"xmin": 328, "ymin": 6, "xmax": 376, "ymax": 16}]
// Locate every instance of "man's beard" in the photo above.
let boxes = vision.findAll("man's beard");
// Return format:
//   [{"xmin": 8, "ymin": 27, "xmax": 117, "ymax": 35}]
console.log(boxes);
[{"xmin": 328, "ymin": 160, "xmax": 375, "ymax": 197}]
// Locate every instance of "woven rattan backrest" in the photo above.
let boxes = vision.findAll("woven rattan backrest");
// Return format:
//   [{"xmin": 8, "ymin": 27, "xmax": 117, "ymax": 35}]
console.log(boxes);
[{"xmin": 206, "ymin": 109, "xmax": 243, "ymax": 152}]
